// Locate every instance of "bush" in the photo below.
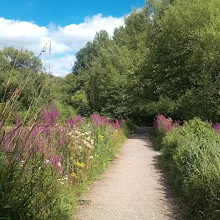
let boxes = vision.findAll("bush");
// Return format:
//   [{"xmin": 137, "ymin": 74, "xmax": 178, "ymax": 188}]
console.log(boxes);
[
  {"xmin": 156, "ymin": 116, "xmax": 220, "ymax": 219},
  {"xmin": 152, "ymin": 115, "xmax": 176, "ymax": 150},
  {"xmin": 122, "ymin": 119, "xmax": 136, "ymax": 137}
]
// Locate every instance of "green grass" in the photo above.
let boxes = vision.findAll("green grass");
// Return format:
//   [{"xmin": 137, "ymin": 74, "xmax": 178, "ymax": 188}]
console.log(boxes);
[
  {"xmin": 58, "ymin": 124, "xmax": 128, "ymax": 219},
  {"xmin": 153, "ymin": 118, "xmax": 220, "ymax": 220}
]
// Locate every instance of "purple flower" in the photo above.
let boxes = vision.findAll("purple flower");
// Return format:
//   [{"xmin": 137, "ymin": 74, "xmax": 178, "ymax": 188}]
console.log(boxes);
[
  {"xmin": 77, "ymin": 116, "xmax": 84, "ymax": 123},
  {"xmin": 213, "ymin": 123, "xmax": 220, "ymax": 132},
  {"xmin": 112, "ymin": 119, "xmax": 122, "ymax": 129},
  {"xmin": 41, "ymin": 105, "xmax": 60, "ymax": 126},
  {"xmin": 58, "ymin": 138, "xmax": 68, "ymax": 146},
  {"xmin": 70, "ymin": 117, "xmax": 76, "ymax": 127},
  {"xmin": 51, "ymin": 154, "xmax": 63, "ymax": 173},
  {"xmin": 103, "ymin": 118, "xmax": 110, "ymax": 126},
  {"xmin": 156, "ymin": 115, "xmax": 173, "ymax": 134},
  {"xmin": 51, "ymin": 154, "xmax": 60, "ymax": 165},
  {"xmin": 15, "ymin": 115, "xmax": 22, "ymax": 126},
  {"xmin": 90, "ymin": 114, "xmax": 103, "ymax": 127}
]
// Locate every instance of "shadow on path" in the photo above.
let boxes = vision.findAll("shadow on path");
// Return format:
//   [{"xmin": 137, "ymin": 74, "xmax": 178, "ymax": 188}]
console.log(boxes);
[
  {"xmin": 132, "ymin": 127, "xmax": 184, "ymax": 220},
  {"xmin": 74, "ymin": 126, "xmax": 184, "ymax": 220}
]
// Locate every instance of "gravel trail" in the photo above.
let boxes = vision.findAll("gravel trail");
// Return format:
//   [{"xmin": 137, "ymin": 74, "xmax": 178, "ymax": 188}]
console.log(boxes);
[{"xmin": 74, "ymin": 127, "xmax": 179, "ymax": 220}]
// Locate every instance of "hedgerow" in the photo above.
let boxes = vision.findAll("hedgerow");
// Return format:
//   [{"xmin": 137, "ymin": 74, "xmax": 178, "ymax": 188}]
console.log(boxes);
[{"xmin": 154, "ymin": 115, "xmax": 220, "ymax": 219}]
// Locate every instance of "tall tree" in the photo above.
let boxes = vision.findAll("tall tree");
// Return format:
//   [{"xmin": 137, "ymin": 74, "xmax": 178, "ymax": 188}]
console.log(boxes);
[{"xmin": 146, "ymin": 0, "xmax": 220, "ymax": 121}]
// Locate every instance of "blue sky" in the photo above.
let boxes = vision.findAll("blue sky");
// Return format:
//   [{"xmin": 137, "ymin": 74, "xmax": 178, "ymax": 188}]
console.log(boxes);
[
  {"xmin": 0, "ymin": 0, "xmax": 146, "ymax": 76},
  {"xmin": 0, "ymin": 0, "xmax": 146, "ymax": 26}
]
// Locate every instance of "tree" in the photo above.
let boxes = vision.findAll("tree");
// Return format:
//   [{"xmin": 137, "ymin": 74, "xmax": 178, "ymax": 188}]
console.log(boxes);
[
  {"xmin": 85, "ymin": 43, "xmax": 132, "ymax": 118},
  {"xmin": 0, "ymin": 47, "xmax": 42, "ymax": 72},
  {"xmin": 146, "ymin": 0, "xmax": 220, "ymax": 121},
  {"xmin": 0, "ymin": 47, "xmax": 51, "ymax": 119},
  {"xmin": 72, "ymin": 30, "xmax": 111, "ymax": 74}
]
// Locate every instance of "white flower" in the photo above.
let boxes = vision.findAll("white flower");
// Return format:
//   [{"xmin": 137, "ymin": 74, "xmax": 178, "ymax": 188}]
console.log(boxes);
[
  {"xmin": 45, "ymin": 159, "xmax": 50, "ymax": 164},
  {"xmin": 57, "ymin": 162, "xmax": 62, "ymax": 167},
  {"xmin": 89, "ymin": 156, "xmax": 93, "ymax": 160},
  {"xmin": 85, "ymin": 131, "xmax": 92, "ymax": 135},
  {"xmin": 63, "ymin": 175, "xmax": 68, "ymax": 180},
  {"xmin": 75, "ymin": 130, "xmax": 81, "ymax": 135},
  {"xmin": 38, "ymin": 167, "xmax": 42, "ymax": 170}
]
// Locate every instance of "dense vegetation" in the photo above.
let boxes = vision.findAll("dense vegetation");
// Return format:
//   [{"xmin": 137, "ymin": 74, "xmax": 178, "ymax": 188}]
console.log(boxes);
[
  {"xmin": 0, "ymin": 0, "xmax": 220, "ymax": 219},
  {"xmin": 68, "ymin": 0, "xmax": 220, "ymax": 123},
  {"xmin": 0, "ymin": 103, "xmax": 129, "ymax": 219},
  {"xmin": 154, "ymin": 115, "xmax": 220, "ymax": 219},
  {"xmin": 1, "ymin": 0, "xmax": 219, "ymax": 123}
]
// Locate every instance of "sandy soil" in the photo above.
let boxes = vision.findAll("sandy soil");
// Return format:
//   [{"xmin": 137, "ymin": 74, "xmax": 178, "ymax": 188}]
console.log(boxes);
[{"xmin": 74, "ymin": 127, "xmax": 180, "ymax": 220}]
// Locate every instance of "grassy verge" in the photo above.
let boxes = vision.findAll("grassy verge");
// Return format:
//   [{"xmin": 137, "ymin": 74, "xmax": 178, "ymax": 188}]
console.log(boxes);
[
  {"xmin": 0, "ymin": 108, "xmax": 132, "ymax": 220},
  {"xmin": 153, "ymin": 116, "xmax": 220, "ymax": 220}
]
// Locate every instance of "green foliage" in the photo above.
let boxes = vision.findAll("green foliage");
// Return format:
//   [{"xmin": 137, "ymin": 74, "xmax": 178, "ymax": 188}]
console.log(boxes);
[
  {"xmin": 65, "ymin": 0, "xmax": 219, "ymax": 122},
  {"xmin": 160, "ymin": 118, "xmax": 220, "ymax": 219},
  {"xmin": 147, "ymin": 0, "xmax": 220, "ymax": 121},
  {"xmin": 87, "ymin": 124, "xmax": 127, "ymax": 182},
  {"xmin": 2, "ymin": 0, "xmax": 220, "ymax": 123},
  {"xmin": 71, "ymin": 90, "xmax": 90, "ymax": 115},
  {"xmin": 0, "ymin": 47, "xmax": 42, "ymax": 72},
  {"xmin": 0, "ymin": 47, "xmax": 52, "ymax": 122},
  {"xmin": 68, "ymin": 7, "xmax": 153, "ymax": 120},
  {"xmin": 72, "ymin": 30, "xmax": 112, "ymax": 74},
  {"xmin": 141, "ymin": 96, "xmax": 176, "ymax": 118},
  {"xmin": 84, "ymin": 43, "xmax": 133, "ymax": 118},
  {"xmin": 66, "ymin": 0, "xmax": 220, "ymax": 122},
  {"xmin": 54, "ymin": 100, "xmax": 77, "ymax": 122},
  {"xmin": 152, "ymin": 123, "xmax": 164, "ymax": 150},
  {"xmin": 122, "ymin": 119, "xmax": 137, "ymax": 137},
  {"xmin": 0, "ymin": 141, "xmax": 63, "ymax": 219}
]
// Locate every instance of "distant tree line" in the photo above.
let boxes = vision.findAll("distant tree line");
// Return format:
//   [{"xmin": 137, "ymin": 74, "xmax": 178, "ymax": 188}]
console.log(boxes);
[{"xmin": 1, "ymin": 0, "xmax": 219, "ymax": 123}]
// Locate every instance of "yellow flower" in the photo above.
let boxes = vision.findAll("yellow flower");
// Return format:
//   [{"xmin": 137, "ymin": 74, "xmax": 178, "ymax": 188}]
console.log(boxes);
[
  {"xmin": 95, "ymin": 154, "xmax": 99, "ymax": 158},
  {"xmin": 71, "ymin": 172, "xmax": 77, "ymax": 178},
  {"xmin": 103, "ymin": 163, "xmax": 106, "ymax": 166},
  {"xmin": 98, "ymin": 135, "xmax": 104, "ymax": 140},
  {"xmin": 74, "ymin": 162, "xmax": 85, "ymax": 168}
]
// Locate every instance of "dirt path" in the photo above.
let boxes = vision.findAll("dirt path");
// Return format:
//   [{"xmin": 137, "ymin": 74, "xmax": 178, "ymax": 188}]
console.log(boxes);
[{"xmin": 74, "ymin": 127, "xmax": 179, "ymax": 220}]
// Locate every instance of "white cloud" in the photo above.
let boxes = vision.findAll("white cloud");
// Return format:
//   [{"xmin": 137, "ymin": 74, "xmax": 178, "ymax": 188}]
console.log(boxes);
[
  {"xmin": 43, "ymin": 54, "xmax": 76, "ymax": 77},
  {"xmin": 0, "ymin": 14, "xmax": 124, "ymax": 76},
  {"xmin": 0, "ymin": 18, "xmax": 47, "ymax": 52},
  {"xmin": 53, "ymin": 14, "xmax": 124, "ymax": 51}
]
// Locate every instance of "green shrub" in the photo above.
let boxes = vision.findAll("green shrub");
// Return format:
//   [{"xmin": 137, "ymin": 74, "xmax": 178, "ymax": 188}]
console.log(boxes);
[
  {"xmin": 122, "ymin": 119, "xmax": 136, "ymax": 137},
  {"xmin": 86, "ymin": 124, "xmax": 126, "ymax": 182},
  {"xmin": 161, "ymin": 118, "xmax": 220, "ymax": 219}
]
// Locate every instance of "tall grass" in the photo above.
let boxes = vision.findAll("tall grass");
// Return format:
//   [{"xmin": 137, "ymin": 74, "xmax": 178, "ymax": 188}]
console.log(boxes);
[
  {"xmin": 0, "ymin": 105, "xmax": 128, "ymax": 219},
  {"xmin": 153, "ymin": 115, "xmax": 220, "ymax": 219}
]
